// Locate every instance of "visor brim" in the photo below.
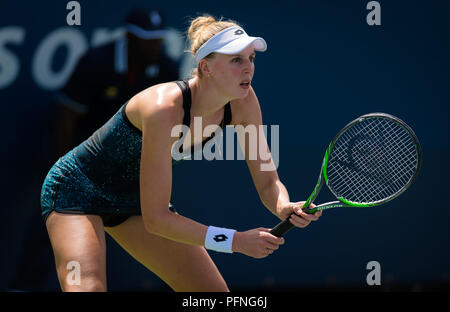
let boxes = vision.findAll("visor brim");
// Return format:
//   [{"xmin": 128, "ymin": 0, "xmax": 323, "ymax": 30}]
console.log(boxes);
[{"xmin": 214, "ymin": 36, "xmax": 267, "ymax": 55}]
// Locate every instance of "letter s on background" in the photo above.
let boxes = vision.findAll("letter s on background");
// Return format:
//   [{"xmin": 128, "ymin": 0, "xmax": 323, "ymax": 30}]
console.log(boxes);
[{"xmin": 0, "ymin": 27, "xmax": 25, "ymax": 89}]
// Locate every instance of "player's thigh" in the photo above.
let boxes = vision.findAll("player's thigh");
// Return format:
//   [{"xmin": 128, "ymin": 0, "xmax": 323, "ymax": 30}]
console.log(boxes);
[
  {"xmin": 105, "ymin": 215, "xmax": 229, "ymax": 292},
  {"xmin": 45, "ymin": 211, "xmax": 107, "ymax": 291}
]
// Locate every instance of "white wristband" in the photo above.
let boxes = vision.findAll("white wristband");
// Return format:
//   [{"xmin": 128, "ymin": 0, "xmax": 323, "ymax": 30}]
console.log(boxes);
[{"xmin": 204, "ymin": 226, "xmax": 236, "ymax": 253}]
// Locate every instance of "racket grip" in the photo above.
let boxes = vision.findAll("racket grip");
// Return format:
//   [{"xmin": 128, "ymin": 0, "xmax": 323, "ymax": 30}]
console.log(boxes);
[
  {"xmin": 270, "ymin": 207, "xmax": 317, "ymax": 237},
  {"xmin": 270, "ymin": 218, "xmax": 294, "ymax": 237}
]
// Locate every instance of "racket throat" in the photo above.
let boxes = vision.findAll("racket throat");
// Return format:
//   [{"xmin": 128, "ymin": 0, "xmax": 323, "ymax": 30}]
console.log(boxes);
[{"xmin": 312, "ymin": 201, "xmax": 345, "ymax": 211}]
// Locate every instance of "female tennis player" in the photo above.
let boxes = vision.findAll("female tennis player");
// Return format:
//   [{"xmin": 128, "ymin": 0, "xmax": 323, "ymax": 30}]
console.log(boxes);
[{"xmin": 40, "ymin": 15, "xmax": 322, "ymax": 292}]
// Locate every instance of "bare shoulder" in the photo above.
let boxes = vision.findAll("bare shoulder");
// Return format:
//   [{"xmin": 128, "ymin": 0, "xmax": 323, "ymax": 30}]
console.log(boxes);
[
  {"xmin": 126, "ymin": 82, "xmax": 184, "ymax": 130},
  {"xmin": 230, "ymin": 86, "xmax": 262, "ymax": 126}
]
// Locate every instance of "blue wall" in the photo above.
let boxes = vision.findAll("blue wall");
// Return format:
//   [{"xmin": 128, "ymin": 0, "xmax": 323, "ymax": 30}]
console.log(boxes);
[{"xmin": 1, "ymin": 0, "xmax": 449, "ymax": 291}]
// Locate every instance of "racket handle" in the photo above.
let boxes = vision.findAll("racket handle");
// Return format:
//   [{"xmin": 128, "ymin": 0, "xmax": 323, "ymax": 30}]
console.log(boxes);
[
  {"xmin": 270, "ymin": 218, "xmax": 294, "ymax": 237},
  {"xmin": 270, "ymin": 207, "xmax": 316, "ymax": 237}
]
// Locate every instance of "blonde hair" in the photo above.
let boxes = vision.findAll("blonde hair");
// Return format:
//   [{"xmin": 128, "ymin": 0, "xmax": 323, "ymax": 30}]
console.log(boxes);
[{"xmin": 187, "ymin": 15, "xmax": 240, "ymax": 77}]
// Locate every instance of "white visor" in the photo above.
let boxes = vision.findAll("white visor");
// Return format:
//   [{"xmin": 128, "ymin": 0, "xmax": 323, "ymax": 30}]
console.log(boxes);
[{"xmin": 194, "ymin": 26, "xmax": 267, "ymax": 66}]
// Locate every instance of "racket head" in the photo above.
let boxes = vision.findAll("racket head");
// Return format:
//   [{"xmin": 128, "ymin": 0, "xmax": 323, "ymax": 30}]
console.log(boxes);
[{"xmin": 323, "ymin": 113, "xmax": 422, "ymax": 207}]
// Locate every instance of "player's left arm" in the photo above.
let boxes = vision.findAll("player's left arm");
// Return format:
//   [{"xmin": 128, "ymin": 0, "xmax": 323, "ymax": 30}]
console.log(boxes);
[{"xmin": 232, "ymin": 87, "xmax": 320, "ymax": 225}]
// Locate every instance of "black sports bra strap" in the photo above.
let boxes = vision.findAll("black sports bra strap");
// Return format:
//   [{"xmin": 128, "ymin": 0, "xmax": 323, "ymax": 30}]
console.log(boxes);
[
  {"xmin": 223, "ymin": 102, "xmax": 232, "ymax": 126},
  {"xmin": 174, "ymin": 79, "xmax": 233, "ymax": 154},
  {"xmin": 175, "ymin": 79, "xmax": 232, "ymax": 129},
  {"xmin": 174, "ymin": 79, "xmax": 192, "ymax": 128}
]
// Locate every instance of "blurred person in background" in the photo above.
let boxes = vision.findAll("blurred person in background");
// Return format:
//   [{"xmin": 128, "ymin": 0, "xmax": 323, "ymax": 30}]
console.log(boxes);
[{"xmin": 55, "ymin": 7, "xmax": 180, "ymax": 156}]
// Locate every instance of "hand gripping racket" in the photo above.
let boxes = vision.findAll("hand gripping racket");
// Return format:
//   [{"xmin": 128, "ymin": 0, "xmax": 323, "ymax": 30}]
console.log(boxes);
[{"xmin": 270, "ymin": 113, "xmax": 422, "ymax": 237}]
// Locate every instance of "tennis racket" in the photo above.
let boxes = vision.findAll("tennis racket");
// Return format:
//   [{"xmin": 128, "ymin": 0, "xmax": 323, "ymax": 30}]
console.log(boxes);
[{"xmin": 270, "ymin": 112, "xmax": 422, "ymax": 237}]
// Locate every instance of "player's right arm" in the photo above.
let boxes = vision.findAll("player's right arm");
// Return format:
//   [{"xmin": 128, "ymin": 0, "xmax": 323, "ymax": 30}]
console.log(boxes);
[{"xmin": 137, "ymin": 83, "xmax": 208, "ymax": 247}]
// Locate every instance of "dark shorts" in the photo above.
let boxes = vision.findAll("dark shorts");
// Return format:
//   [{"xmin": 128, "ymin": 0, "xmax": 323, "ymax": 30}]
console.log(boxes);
[{"xmin": 40, "ymin": 152, "xmax": 175, "ymax": 227}]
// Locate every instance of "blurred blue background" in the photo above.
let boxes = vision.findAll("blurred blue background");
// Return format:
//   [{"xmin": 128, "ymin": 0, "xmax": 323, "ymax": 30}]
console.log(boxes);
[{"xmin": 1, "ymin": 0, "xmax": 449, "ymax": 291}]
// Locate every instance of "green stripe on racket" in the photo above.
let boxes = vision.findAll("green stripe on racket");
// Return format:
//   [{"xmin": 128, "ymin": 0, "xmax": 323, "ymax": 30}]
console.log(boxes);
[{"xmin": 270, "ymin": 112, "xmax": 422, "ymax": 237}]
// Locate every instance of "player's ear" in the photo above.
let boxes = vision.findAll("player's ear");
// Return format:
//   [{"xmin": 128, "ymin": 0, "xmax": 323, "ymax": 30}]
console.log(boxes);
[{"xmin": 199, "ymin": 59, "xmax": 211, "ymax": 77}]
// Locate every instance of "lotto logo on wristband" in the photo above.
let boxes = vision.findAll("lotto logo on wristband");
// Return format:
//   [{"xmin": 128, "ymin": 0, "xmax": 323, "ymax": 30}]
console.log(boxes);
[
  {"xmin": 213, "ymin": 234, "xmax": 228, "ymax": 242},
  {"xmin": 205, "ymin": 226, "xmax": 236, "ymax": 253}
]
